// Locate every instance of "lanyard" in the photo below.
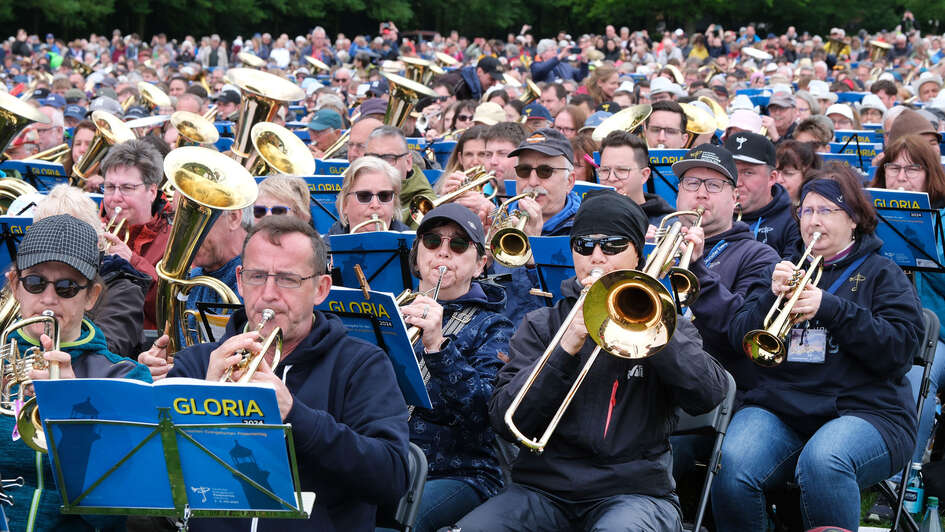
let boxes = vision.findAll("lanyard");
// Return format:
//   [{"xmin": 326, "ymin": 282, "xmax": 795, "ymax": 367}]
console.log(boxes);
[
  {"xmin": 752, "ymin": 217, "xmax": 764, "ymax": 238},
  {"xmin": 703, "ymin": 239, "xmax": 728, "ymax": 266},
  {"xmin": 825, "ymin": 255, "xmax": 869, "ymax": 294}
]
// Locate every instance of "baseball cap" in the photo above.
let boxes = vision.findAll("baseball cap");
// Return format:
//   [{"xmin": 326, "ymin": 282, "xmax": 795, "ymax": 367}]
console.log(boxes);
[
  {"xmin": 596, "ymin": 101, "xmax": 622, "ymax": 113},
  {"xmin": 650, "ymin": 76, "xmax": 683, "ymax": 97},
  {"xmin": 671, "ymin": 143, "xmax": 738, "ymax": 185},
  {"xmin": 356, "ymin": 98, "xmax": 388, "ymax": 120},
  {"xmin": 522, "ymin": 103, "xmax": 552, "ymax": 122},
  {"xmin": 508, "ymin": 128, "xmax": 574, "ymax": 163},
  {"xmin": 88, "ymin": 96, "xmax": 122, "ymax": 115},
  {"xmin": 63, "ymin": 104, "xmax": 87, "ymax": 121},
  {"xmin": 580, "ymin": 111, "xmax": 612, "ymax": 132},
  {"xmin": 416, "ymin": 203, "xmax": 485, "ymax": 248},
  {"xmin": 723, "ymin": 132, "xmax": 775, "ymax": 166},
  {"xmin": 472, "ymin": 102, "xmax": 505, "ymax": 126},
  {"xmin": 368, "ymin": 77, "xmax": 389, "ymax": 97},
  {"xmin": 124, "ymin": 105, "xmax": 149, "ymax": 120},
  {"xmin": 39, "ymin": 94, "xmax": 66, "ymax": 109},
  {"xmin": 307, "ymin": 109, "xmax": 343, "ymax": 131},
  {"xmin": 16, "ymin": 214, "xmax": 101, "ymax": 281},
  {"xmin": 217, "ymin": 89, "xmax": 241, "ymax": 105},
  {"xmin": 64, "ymin": 88, "xmax": 85, "ymax": 104},
  {"xmin": 477, "ymin": 57, "xmax": 502, "ymax": 79},
  {"xmin": 767, "ymin": 92, "xmax": 796, "ymax": 109}
]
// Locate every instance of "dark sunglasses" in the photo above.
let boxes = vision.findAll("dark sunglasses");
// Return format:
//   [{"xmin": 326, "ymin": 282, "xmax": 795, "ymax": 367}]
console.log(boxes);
[
  {"xmin": 20, "ymin": 274, "xmax": 90, "ymax": 298},
  {"xmin": 456, "ymin": 114, "xmax": 474, "ymax": 122},
  {"xmin": 515, "ymin": 164, "xmax": 567, "ymax": 179},
  {"xmin": 421, "ymin": 232, "xmax": 473, "ymax": 254},
  {"xmin": 570, "ymin": 236, "xmax": 631, "ymax": 256},
  {"xmin": 350, "ymin": 190, "xmax": 395, "ymax": 204},
  {"xmin": 253, "ymin": 205, "xmax": 290, "ymax": 218}
]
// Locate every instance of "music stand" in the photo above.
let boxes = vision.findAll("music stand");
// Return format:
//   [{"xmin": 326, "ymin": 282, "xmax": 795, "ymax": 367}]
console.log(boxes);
[
  {"xmin": 329, "ymin": 232, "xmax": 418, "ymax": 294},
  {"xmin": 0, "ymin": 161, "xmax": 70, "ymax": 192},
  {"xmin": 0, "ymin": 217, "xmax": 31, "ymax": 286}
]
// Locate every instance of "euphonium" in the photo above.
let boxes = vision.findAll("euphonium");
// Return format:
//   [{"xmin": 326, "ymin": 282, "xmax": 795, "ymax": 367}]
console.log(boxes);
[
  {"xmin": 225, "ymin": 68, "xmax": 306, "ymax": 165},
  {"xmin": 679, "ymin": 103, "xmax": 717, "ymax": 149},
  {"xmin": 220, "ymin": 309, "xmax": 283, "ymax": 383},
  {"xmin": 9, "ymin": 310, "xmax": 59, "ymax": 453},
  {"xmin": 0, "ymin": 178, "xmax": 38, "ymax": 215},
  {"xmin": 248, "ymin": 121, "xmax": 316, "ymax": 176},
  {"xmin": 350, "ymin": 214, "xmax": 389, "ymax": 233},
  {"xmin": 380, "ymin": 72, "xmax": 437, "ymax": 129},
  {"xmin": 408, "ymin": 166, "xmax": 495, "ymax": 225},
  {"xmin": 72, "ymin": 111, "xmax": 135, "ymax": 188},
  {"xmin": 488, "ymin": 192, "xmax": 538, "ymax": 268},
  {"xmin": 743, "ymin": 232, "xmax": 824, "ymax": 367},
  {"xmin": 0, "ymin": 91, "xmax": 52, "ymax": 161},
  {"xmin": 155, "ymin": 147, "xmax": 259, "ymax": 356},
  {"xmin": 23, "ymin": 143, "xmax": 70, "ymax": 165}
]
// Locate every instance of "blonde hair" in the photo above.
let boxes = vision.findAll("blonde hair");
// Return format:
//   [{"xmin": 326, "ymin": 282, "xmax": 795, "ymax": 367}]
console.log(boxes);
[
  {"xmin": 336, "ymin": 156, "xmax": 402, "ymax": 225},
  {"xmin": 34, "ymin": 184, "xmax": 105, "ymax": 247},
  {"xmin": 257, "ymin": 175, "xmax": 312, "ymax": 223},
  {"xmin": 584, "ymin": 63, "xmax": 618, "ymax": 105}
]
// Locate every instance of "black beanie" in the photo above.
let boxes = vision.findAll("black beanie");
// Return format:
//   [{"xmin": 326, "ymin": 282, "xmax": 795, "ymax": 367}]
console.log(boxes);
[{"xmin": 571, "ymin": 189, "xmax": 648, "ymax": 259}]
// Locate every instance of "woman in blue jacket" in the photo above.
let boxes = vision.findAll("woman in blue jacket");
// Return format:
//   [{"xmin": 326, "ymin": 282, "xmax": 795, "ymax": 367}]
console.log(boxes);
[
  {"xmin": 394, "ymin": 203, "xmax": 513, "ymax": 532},
  {"xmin": 871, "ymin": 134, "xmax": 945, "ymax": 464},
  {"xmin": 1, "ymin": 215, "xmax": 151, "ymax": 532},
  {"xmin": 714, "ymin": 164, "xmax": 923, "ymax": 531}
]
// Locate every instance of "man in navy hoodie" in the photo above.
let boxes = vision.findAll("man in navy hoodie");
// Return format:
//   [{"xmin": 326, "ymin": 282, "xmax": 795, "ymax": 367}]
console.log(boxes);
[
  {"xmin": 723, "ymin": 132, "xmax": 803, "ymax": 259},
  {"xmin": 436, "ymin": 57, "xmax": 502, "ymax": 101},
  {"xmin": 146, "ymin": 216, "xmax": 410, "ymax": 532}
]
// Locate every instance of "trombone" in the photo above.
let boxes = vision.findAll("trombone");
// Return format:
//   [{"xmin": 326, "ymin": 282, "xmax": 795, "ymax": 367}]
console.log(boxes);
[
  {"xmin": 743, "ymin": 232, "xmax": 824, "ymax": 367},
  {"xmin": 487, "ymin": 192, "xmax": 537, "ymax": 268},
  {"xmin": 408, "ymin": 166, "xmax": 496, "ymax": 225},
  {"xmin": 23, "ymin": 143, "xmax": 70, "ymax": 165},
  {"xmin": 220, "ymin": 309, "xmax": 283, "ymax": 383},
  {"xmin": 350, "ymin": 214, "xmax": 388, "ymax": 233},
  {"xmin": 3, "ymin": 310, "xmax": 59, "ymax": 453}
]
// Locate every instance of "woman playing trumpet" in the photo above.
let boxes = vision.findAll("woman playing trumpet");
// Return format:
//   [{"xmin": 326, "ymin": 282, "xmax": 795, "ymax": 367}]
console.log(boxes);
[
  {"xmin": 715, "ymin": 164, "xmax": 924, "ymax": 530},
  {"xmin": 1, "ymin": 215, "xmax": 150, "ymax": 531},
  {"xmin": 329, "ymin": 156, "xmax": 410, "ymax": 234}
]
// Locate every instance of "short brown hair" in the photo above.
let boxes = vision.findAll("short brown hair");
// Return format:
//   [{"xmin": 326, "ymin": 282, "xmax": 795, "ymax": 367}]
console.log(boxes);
[{"xmin": 242, "ymin": 215, "xmax": 327, "ymax": 274}]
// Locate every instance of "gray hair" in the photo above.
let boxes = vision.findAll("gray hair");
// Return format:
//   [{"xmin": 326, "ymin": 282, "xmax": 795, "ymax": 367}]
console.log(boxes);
[
  {"xmin": 100, "ymin": 139, "xmax": 163, "ymax": 186},
  {"xmin": 367, "ymin": 125, "xmax": 408, "ymax": 152},
  {"xmin": 242, "ymin": 215, "xmax": 327, "ymax": 274},
  {"xmin": 258, "ymin": 175, "xmax": 312, "ymax": 223},
  {"xmin": 536, "ymin": 39, "xmax": 557, "ymax": 56},
  {"xmin": 336, "ymin": 156, "xmax": 402, "ymax": 225}
]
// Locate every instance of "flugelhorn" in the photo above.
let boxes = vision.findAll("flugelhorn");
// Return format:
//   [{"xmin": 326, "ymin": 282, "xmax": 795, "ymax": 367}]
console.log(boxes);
[
  {"xmin": 72, "ymin": 111, "xmax": 135, "ymax": 188},
  {"xmin": 9, "ymin": 310, "xmax": 59, "ymax": 453},
  {"xmin": 408, "ymin": 166, "xmax": 495, "ymax": 225},
  {"xmin": 248, "ymin": 121, "xmax": 316, "ymax": 176},
  {"xmin": 220, "ymin": 309, "xmax": 283, "ymax": 383},
  {"xmin": 155, "ymin": 147, "xmax": 259, "ymax": 356},
  {"xmin": 488, "ymin": 192, "xmax": 537, "ymax": 268},
  {"xmin": 350, "ymin": 214, "xmax": 388, "ymax": 233},
  {"xmin": 225, "ymin": 68, "xmax": 306, "ymax": 165},
  {"xmin": 743, "ymin": 232, "xmax": 824, "ymax": 367},
  {"xmin": 103, "ymin": 206, "xmax": 130, "ymax": 249}
]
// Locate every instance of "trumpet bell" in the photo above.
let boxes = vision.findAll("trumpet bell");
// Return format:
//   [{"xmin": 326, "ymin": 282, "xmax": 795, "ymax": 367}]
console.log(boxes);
[
  {"xmin": 743, "ymin": 329, "xmax": 786, "ymax": 367},
  {"xmin": 15, "ymin": 399, "xmax": 45, "ymax": 452},
  {"xmin": 591, "ymin": 104, "xmax": 652, "ymax": 142},
  {"xmin": 669, "ymin": 267, "xmax": 701, "ymax": 307},
  {"xmin": 408, "ymin": 195, "xmax": 435, "ymax": 225},
  {"xmin": 491, "ymin": 227, "xmax": 531, "ymax": 268},
  {"xmin": 584, "ymin": 270, "xmax": 675, "ymax": 359},
  {"xmin": 249, "ymin": 121, "xmax": 316, "ymax": 176}
]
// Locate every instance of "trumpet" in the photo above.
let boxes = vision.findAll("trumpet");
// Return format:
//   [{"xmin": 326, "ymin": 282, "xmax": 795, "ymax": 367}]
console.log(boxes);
[
  {"xmin": 743, "ymin": 232, "xmax": 824, "ymax": 367},
  {"xmin": 6, "ymin": 310, "xmax": 59, "ymax": 453},
  {"xmin": 350, "ymin": 214, "xmax": 388, "ymax": 233},
  {"xmin": 659, "ymin": 208, "xmax": 705, "ymax": 306},
  {"xmin": 220, "ymin": 309, "xmax": 284, "ymax": 383},
  {"xmin": 488, "ymin": 192, "xmax": 537, "ymax": 268},
  {"xmin": 103, "ymin": 206, "xmax": 130, "ymax": 249},
  {"xmin": 408, "ymin": 166, "xmax": 496, "ymax": 225},
  {"xmin": 396, "ymin": 266, "xmax": 446, "ymax": 346}
]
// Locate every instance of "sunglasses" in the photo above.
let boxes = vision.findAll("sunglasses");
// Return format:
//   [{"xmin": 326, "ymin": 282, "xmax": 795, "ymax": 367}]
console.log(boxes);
[
  {"xmin": 421, "ymin": 232, "xmax": 473, "ymax": 254},
  {"xmin": 253, "ymin": 205, "xmax": 290, "ymax": 218},
  {"xmin": 20, "ymin": 274, "xmax": 90, "ymax": 298},
  {"xmin": 350, "ymin": 190, "xmax": 395, "ymax": 204},
  {"xmin": 570, "ymin": 236, "xmax": 631, "ymax": 256},
  {"xmin": 515, "ymin": 164, "xmax": 568, "ymax": 179},
  {"xmin": 456, "ymin": 114, "xmax": 474, "ymax": 122}
]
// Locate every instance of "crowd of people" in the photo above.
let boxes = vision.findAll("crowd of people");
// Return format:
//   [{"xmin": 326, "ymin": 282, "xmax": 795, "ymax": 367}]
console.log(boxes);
[{"xmin": 0, "ymin": 14, "xmax": 942, "ymax": 532}]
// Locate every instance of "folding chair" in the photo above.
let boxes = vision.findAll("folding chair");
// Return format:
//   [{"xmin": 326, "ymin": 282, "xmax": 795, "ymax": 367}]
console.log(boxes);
[
  {"xmin": 376, "ymin": 442, "xmax": 428, "ymax": 532},
  {"xmin": 677, "ymin": 369, "xmax": 737, "ymax": 532}
]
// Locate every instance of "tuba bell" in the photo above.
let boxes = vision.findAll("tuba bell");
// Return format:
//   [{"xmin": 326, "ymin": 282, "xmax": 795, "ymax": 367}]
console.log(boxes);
[
  {"xmin": 0, "ymin": 178, "xmax": 38, "ymax": 215},
  {"xmin": 0, "ymin": 91, "xmax": 52, "ymax": 161},
  {"xmin": 155, "ymin": 147, "xmax": 259, "ymax": 356},
  {"xmin": 380, "ymin": 72, "xmax": 437, "ymax": 129},
  {"xmin": 225, "ymin": 68, "xmax": 306, "ymax": 165},
  {"xmin": 72, "ymin": 111, "xmax": 136, "ymax": 188},
  {"xmin": 248, "ymin": 121, "xmax": 316, "ymax": 176},
  {"xmin": 170, "ymin": 111, "xmax": 220, "ymax": 149}
]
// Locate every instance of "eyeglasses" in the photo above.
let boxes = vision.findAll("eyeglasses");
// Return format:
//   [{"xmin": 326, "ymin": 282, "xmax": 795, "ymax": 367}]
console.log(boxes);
[
  {"xmin": 515, "ymin": 164, "xmax": 568, "ymax": 179},
  {"xmin": 421, "ymin": 232, "xmax": 473, "ymax": 254},
  {"xmin": 797, "ymin": 206, "xmax": 845, "ymax": 218},
  {"xmin": 598, "ymin": 166, "xmax": 642, "ymax": 180},
  {"xmin": 253, "ymin": 205, "xmax": 291, "ymax": 218},
  {"xmin": 19, "ymin": 274, "xmax": 90, "ymax": 298},
  {"xmin": 365, "ymin": 152, "xmax": 410, "ymax": 164},
  {"xmin": 555, "ymin": 126, "xmax": 576, "ymax": 135},
  {"xmin": 240, "ymin": 269, "xmax": 318, "ymax": 289},
  {"xmin": 679, "ymin": 176, "xmax": 731, "ymax": 193},
  {"xmin": 648, "ymin": 126, "xmax": 683, "ymax": 136},
  {"xmin": 455, "ymin": 114, "xmax": 474, "ymax": 122},
  {"xmin": 102, "ymin": 183, "xmax": 146, "ymax": 195},
  {"xmin": 570, "ymin": 236, "xmax": 631, "ymax": 256},
  {"xmin": 883, "ymin": 163, "xmax": 924, "ymax": 178},
  {"xmin": 350, "ymin": 190, "xmax": 395, "ymax": 204},
  {"xmin": 332, "ymin": 77, "xmax": 349, "ymax": 83}
]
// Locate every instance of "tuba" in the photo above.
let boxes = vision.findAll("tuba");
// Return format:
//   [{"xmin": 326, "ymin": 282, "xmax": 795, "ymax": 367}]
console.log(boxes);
[
  {"xmin": 133, "ymin": 81, "xmax": 172, "ymax": 113},
  {"xmin": 304, "ymin": 56, "xmax": 330, "ymax": 76},
  {"xmin": 380, "ymin": 72, "xmax": 437, "ymax": 129},
  {"xmin": 219, "ymin": 309, "xmax": 283, "ymax": 383},
  {"xmin": 170, "ymin": 111, "xmax": 220, "ymax": 149},
  {"xmin": 488, "ymin": 192, "xmax": 537, "ymax": 268},
  {"xmin": 248, "ymin": 121, "xmax": 316, "ymax": 176},
  {"xmin": 0, "ymin": 91, "xmax": 52, "ymax": 160},
  {"xmin": 591, "ymin": 104, "xmax": 651, "ymax": 142},
  {"xmin": 155, "ymin": 147, "xmax": 259, "ymax": 356},
  {"xmin": 72, "ymin": 111, "xmax": 136, "ymax": 188},
  {"xmin": 7, "ymin": 310, "xmax": 59, "ymax": 453},
  {"xmin": 225, "ymin": 68, "xmax": 306, "ymax": 165},
  {"xmin": 743, "ymin": 232, "xmax": 824, "ymax": 367},
  {"xmin": 401, "ymin": 56, "xmax": 445, "ymax": 86},
  {"xmin": 237, "ymin": 52, "xmax": 267, "ymax": 69},
  {"xmin": 679, "ymin": 102, "xmax": 717, "ymax": 149},
  {"xmin": 868, "ymin": 40, "xmax": 892, "ymax": 63}
]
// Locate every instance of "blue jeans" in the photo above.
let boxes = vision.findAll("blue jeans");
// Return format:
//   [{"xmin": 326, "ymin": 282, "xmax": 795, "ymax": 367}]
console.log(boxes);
[
  {"xmin": 906, "ymin": 340, "xmax": 945, "ymax": 463},
  {"xmin": 711, "ymin": 407, "xmax": 895, "ymax": 531},
  {"xmin": 406, "ymin": 478, "xmax": 483, "ymax": 532}
]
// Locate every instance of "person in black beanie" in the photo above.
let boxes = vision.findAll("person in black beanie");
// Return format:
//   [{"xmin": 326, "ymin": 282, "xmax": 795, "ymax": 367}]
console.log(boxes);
[{"xmin": 456, "ymin": 189, "xmax": 728, "ymax": 532}]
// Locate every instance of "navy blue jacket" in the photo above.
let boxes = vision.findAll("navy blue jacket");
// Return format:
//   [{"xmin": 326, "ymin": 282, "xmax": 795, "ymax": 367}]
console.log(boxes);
[
  {"xmin": 437, "ymin": 66, "xmax": 485, "ymax": 101},
  {"xmin": 169, "ymin": 310, "xmax": 410, "ymax": 532},
  {"xmin": 491, "ymin": 277, "xmax": 727, "ymax": 500},
  {"xmin": 642, "ymin": 192, "xmax": 675, "ymax": 227},
  {"xmin": 689, "ymin": 221, "xmax": 781, "ymax": 393},
  {"xmin": 740, "ymin": 184, "xmax": 803, "ymax": 259},
  {"xmin": 529, "ymin": 57, "xmax": 587, "ymax": 83},
  {"xmin": 728, "ymin": 232, "xmax": 922, "ymax": 465},
  {"xmin": 411, "ymin": 282, "xmax": 512, "ymax": 498}
]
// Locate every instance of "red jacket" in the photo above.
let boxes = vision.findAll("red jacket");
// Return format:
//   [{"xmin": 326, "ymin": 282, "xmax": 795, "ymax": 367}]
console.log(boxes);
[{"xmin": 124, "ymin": 211, "xmax": 171, "ymax": 329}]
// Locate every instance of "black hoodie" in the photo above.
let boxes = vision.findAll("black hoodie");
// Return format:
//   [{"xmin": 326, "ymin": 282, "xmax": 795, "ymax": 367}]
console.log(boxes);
[
  {"xmin": 642, "ymin": 192, "xmax": 676, "ymax": 226},
  {"xmin": 170, "ymin": 310, "xmax": 410, "ymax": 532},
  {"xmin": 741, "ymin": 183, "xmax": 803, "ymax": 259},
  {"xmin": 729, "ymin": 232, "xmax": 923, "ymax": 465}
]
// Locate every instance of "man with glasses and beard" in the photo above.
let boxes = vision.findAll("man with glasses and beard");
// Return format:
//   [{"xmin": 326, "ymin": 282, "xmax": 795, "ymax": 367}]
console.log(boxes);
[{"xmin": 364, "ymin": 125, "xmax": 436, "ymax": 228}]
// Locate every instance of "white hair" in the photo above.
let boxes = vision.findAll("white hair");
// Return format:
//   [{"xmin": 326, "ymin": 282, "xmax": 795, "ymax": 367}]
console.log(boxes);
[{"xmin": 536, "ymin": 39, "xmax": 557, "ymax": 56}]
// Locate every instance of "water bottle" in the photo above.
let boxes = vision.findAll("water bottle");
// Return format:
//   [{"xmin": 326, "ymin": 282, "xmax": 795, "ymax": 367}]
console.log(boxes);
[
  {"xmin": 920, "ymin": 496, "xmax": 942, "ymax": 532},
  {"xmin": 905, "ymin": 462, "xmax": 925, "ymax": 515}
]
